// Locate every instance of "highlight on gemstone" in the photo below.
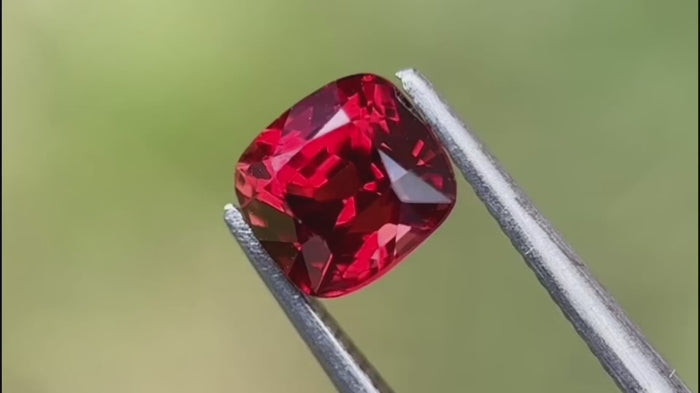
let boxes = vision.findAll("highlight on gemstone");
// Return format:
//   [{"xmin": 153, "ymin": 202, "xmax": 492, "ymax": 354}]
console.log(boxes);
[{"xmin": 235, "ymin": 73, "xmax": 456, "ymax": 297}]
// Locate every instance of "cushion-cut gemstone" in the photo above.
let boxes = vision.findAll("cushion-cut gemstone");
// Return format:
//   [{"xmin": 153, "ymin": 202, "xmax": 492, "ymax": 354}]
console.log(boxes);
[{"xmin": 235, "ymin": 74, "xmax": 456, "ymax": 297}]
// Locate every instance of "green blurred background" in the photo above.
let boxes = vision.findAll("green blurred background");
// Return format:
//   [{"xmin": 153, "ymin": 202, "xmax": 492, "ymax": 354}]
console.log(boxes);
[{"xmin": 2, "ymin": 0, "xmax": 697, "ymax": 392}]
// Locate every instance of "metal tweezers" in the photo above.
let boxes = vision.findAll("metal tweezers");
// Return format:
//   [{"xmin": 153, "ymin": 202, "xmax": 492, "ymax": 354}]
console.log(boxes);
[{"xmin": 223, "ymin": 69, "xmax": 691, "ymax": 393}]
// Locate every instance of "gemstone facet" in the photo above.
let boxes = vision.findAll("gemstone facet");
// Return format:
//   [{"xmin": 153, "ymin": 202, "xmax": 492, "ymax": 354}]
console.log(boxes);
[{"xmin": 235, "ymin": 74, "xmax": 456, "ymax": 297}]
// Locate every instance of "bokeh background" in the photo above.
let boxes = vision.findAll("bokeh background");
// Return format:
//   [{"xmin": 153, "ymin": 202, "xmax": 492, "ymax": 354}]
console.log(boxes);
[{"xmin": 2, "ymin": 0, "xmax": 697, "ymax": 392}]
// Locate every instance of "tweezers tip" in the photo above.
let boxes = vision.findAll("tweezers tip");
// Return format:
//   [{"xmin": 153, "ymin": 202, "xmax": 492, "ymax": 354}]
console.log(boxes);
[
  {"xmin": 223, "ymin": 203, "xmax": 244, "ymax": 230},
  {"xmin": 396, "ymin": 67, "xmax": 427, "ymax": 80},
  {"xmin": 395, "ymin": 68, "xmax": 415, "ymax": 80}
]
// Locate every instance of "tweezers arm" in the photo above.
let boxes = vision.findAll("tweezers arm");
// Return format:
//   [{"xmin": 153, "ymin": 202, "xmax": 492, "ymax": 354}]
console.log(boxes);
[
  {"xmin": 224, "ymin": 205, "xmax": 394, "ymax": 393},
  {"xmin": 396, "ymin": 69, "xmax": 691, "ymax": 393}
]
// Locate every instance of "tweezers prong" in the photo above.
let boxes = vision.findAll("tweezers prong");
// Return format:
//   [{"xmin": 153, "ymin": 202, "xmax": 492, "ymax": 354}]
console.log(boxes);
[
  {"xmin": 396, "ymin": 68, "xmax": 690, "ymax": 393},
  {"xmin": 224, "ymin": 204, "xmax": 394, "ymax": 393}
]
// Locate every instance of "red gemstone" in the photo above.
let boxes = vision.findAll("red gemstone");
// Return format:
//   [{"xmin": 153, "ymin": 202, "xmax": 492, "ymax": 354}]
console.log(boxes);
[{"xmin": 235, "ymin": 74, "xmax": 456, "ymax": 297}]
